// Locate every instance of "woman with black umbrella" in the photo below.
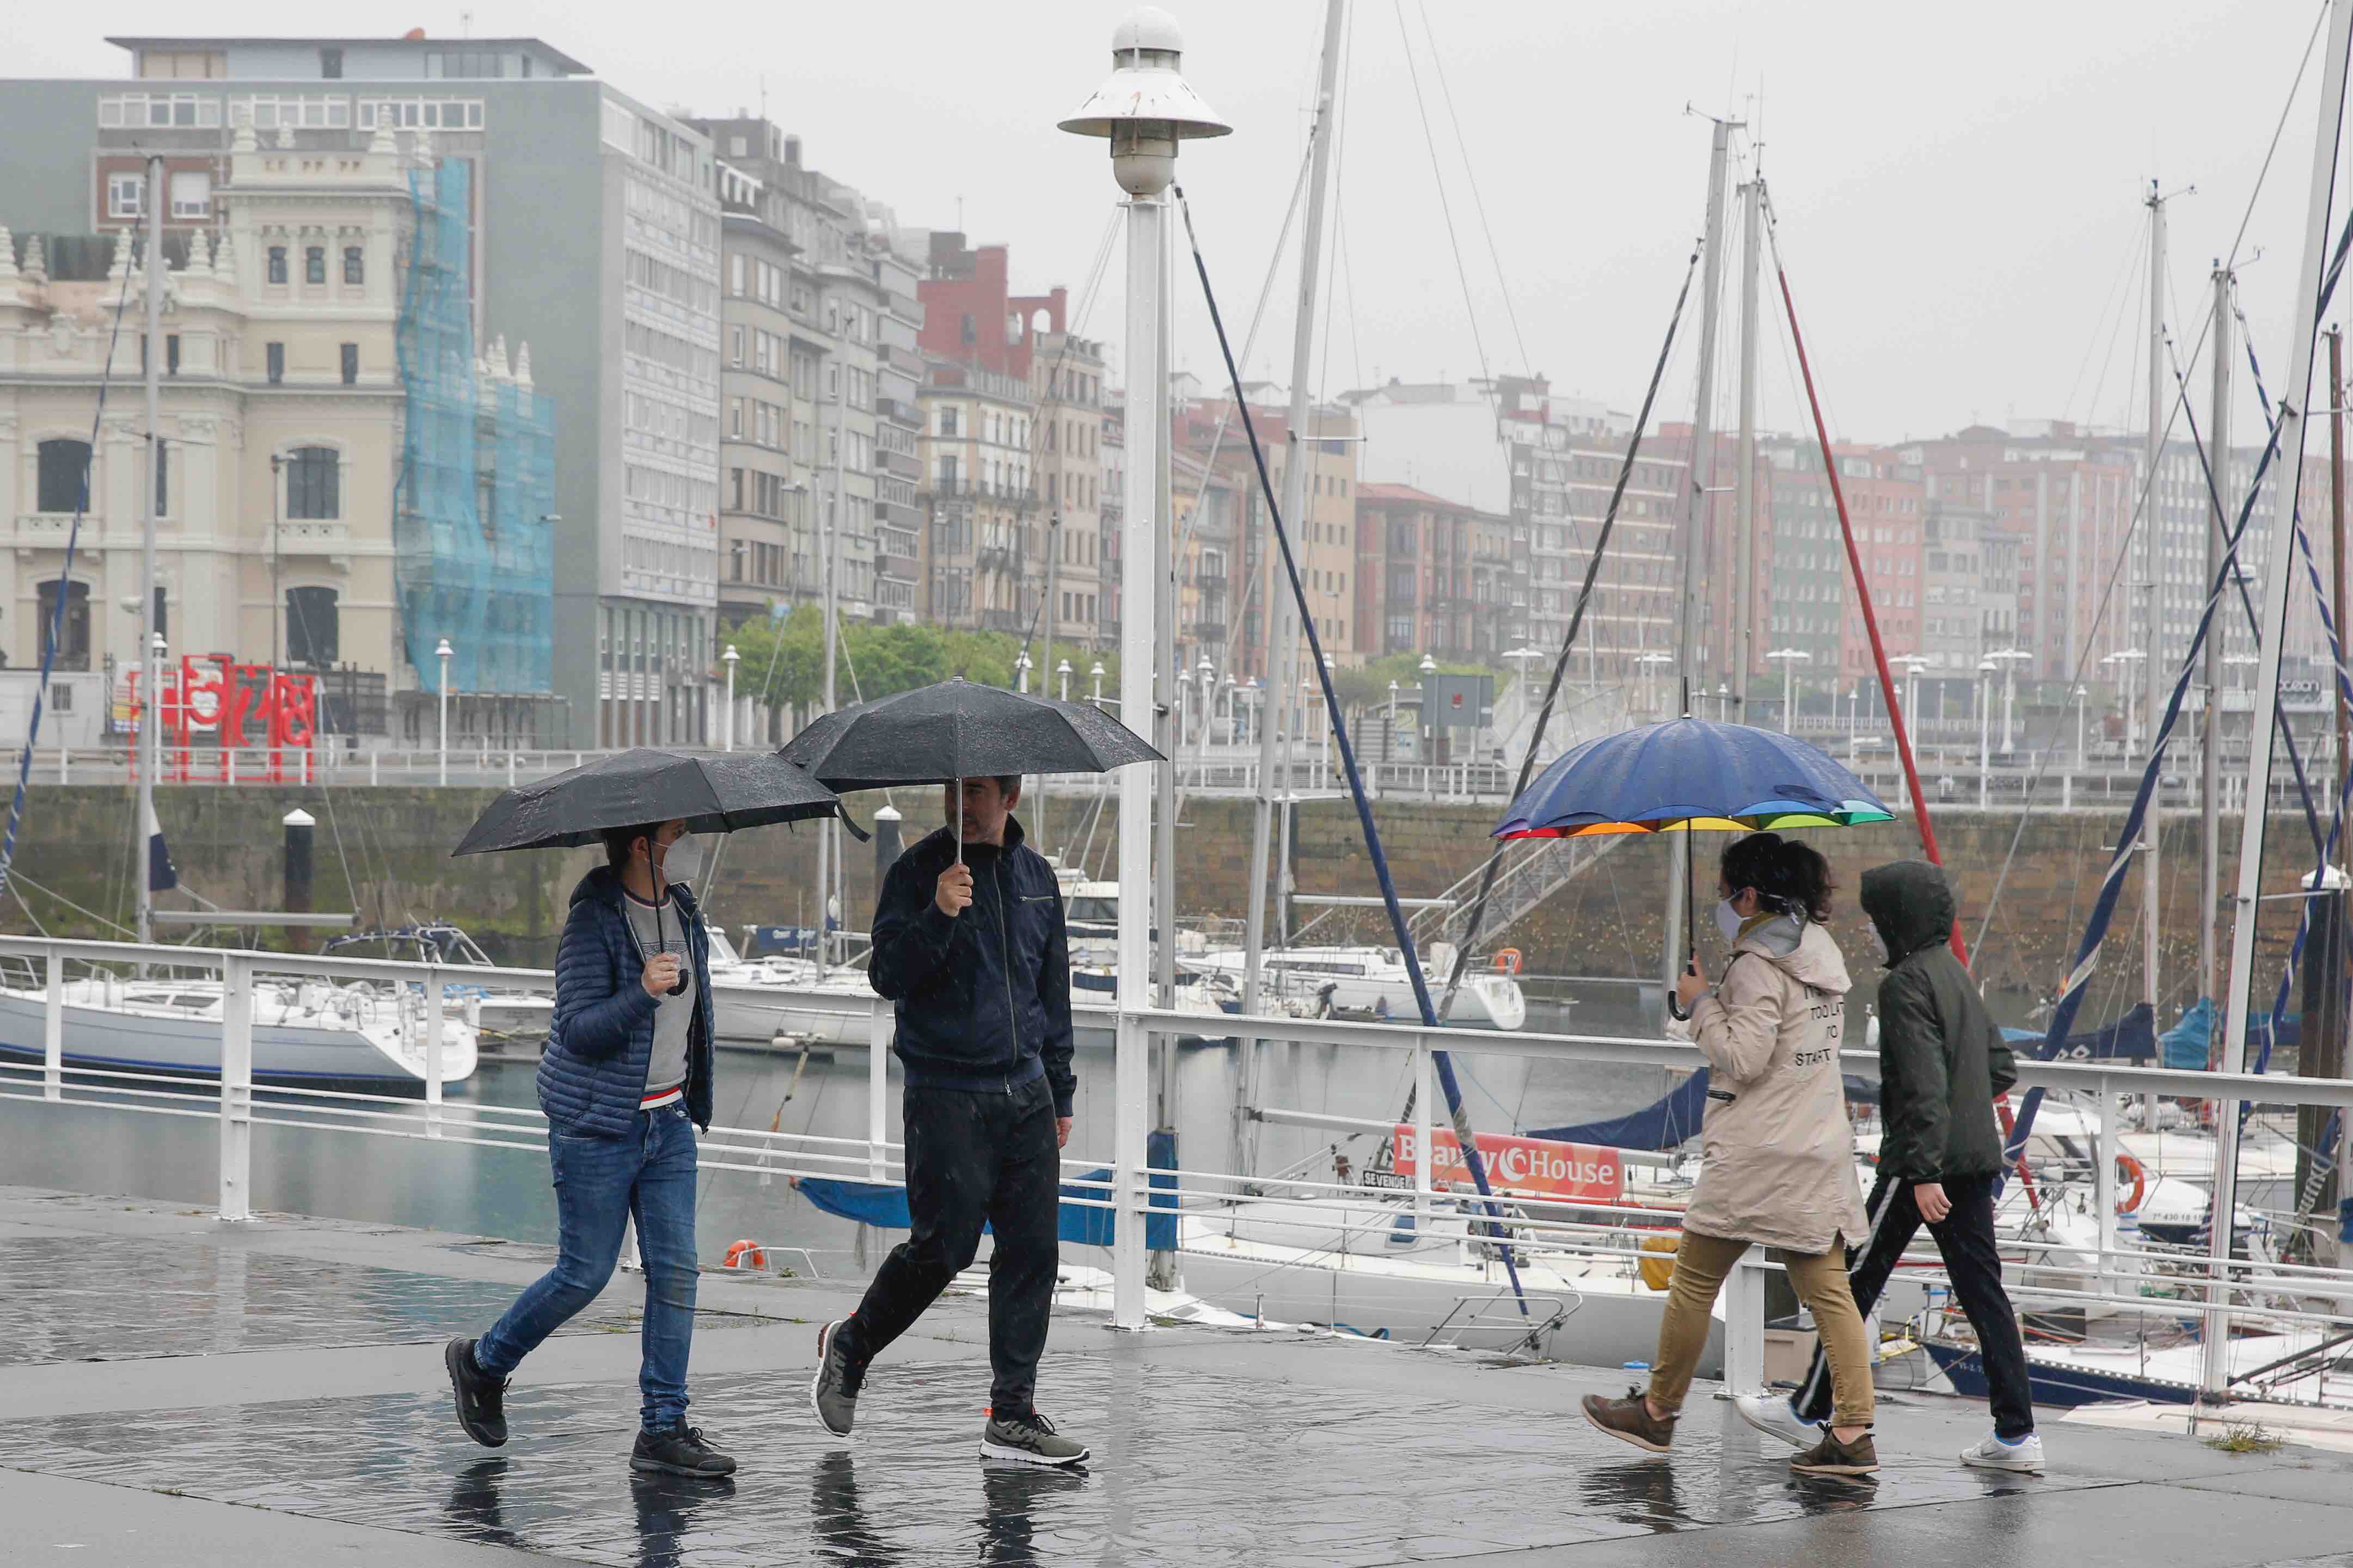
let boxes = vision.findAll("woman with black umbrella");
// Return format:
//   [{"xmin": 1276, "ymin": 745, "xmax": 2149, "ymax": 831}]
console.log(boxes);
[{"xmin": 440, "ymin": 748, "xmax": 847, "ymax": 1480}]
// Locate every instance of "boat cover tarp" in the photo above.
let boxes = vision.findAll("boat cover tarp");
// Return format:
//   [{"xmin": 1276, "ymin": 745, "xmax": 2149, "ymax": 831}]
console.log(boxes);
[
  {"xmin": 2150, "ymin": 997, "xmax": 2300, "ymax": 1072},
  {"xmin": 1998, "ymin": 1003, "xmax": 2157, "ymax": 1064},
  {"xmin": 1527, "ymin": 1068, "xmax": 1883, "ymax": 1152},
  {"xmin": 791, "ymin": 1130, "xmax": 1177, "ymax": 1250}
]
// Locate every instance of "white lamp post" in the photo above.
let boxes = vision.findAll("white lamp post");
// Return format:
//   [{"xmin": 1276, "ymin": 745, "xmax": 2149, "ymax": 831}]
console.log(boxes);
[
  {"xmin": 1635, "ymin": 651, "xmax": 1672, "ymax": 717},
  {"xmin": 1894, "ymin": 653, "xmax": 1930, "ymax": 741},
  {"xmin": 2072, "ymin": 682, "xmax": 2089, "ymax": 767},
  {"xmin": 1766, "ymin": 647, "xmax": 1810, "ymax": 734},
  {"xmin": 1016, "ymin": 649, "xmax": 1033, "ymax": 694},
  {"xmin": 1977, "ymin": 657, "xmax": 1996, "ymax": 807},
  {"xmin": 721, "ymin": 643, "xmax": 739, "ymax": 752},
  {"xmin": 436, "ymin": 637, "xmax": 454, "ymax": 786},
  {"xmin": 1058, "ymin": 657, "xmax": 1073, "ymax": 702},
  {"xmin": 1061, "ymin": 3, "xmax": 1229, "ymax": 1328},
  {"xmin": 1989, "ymin": 646, "xmax": 2031, "ymax": 754},
  {"xmin": 1387, "ymin": 678, "xmax": 1401, "ymax": 760},
  {"xmin": 1090, "ymin": 659, "xmax": 1107, "ymax": 705}
]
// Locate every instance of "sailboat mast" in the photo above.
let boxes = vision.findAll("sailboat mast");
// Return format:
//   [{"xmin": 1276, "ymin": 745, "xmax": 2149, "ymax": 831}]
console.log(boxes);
[
  {"xmin": 135, "ymin": 154, "xmax": 164, "ymax": 948},
  {"xmin": 1242, "ymin": 0, "xmax": 1342, "ymax": 1017},
  {"xmin": 2203, "ymin": 266, "xmax": 2232, "ymax": 1004},
  {"xmin": 2211, "ymin": 0, "xmax": 2353, "ymax": 1400},
  {"xmin": 1732, "ymin": 174, "xmax": 1761, "ymax": 725},
  {"xmin": 1662, "ymin": 116, "xmax": 1736, "ymax": 997},
  {"xmin": 2141, "ymin": 184, "xmax": 2167, "ymax": 1027}
]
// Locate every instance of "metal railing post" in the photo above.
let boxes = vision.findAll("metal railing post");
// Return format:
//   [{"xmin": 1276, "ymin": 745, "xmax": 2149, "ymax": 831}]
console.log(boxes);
[
  {"xmin": 1723, "ymin": 1247, "xmax": 1766, "ymax": 1395},
  {"xmin": 369, "ymin": 749, "xmax": 379, "ymax": 786},
  {"xmin": 42, "ymin": 948, "xmax": 64, "ymax": 1101},
  {"xmin": 2094, "ymin": 1071, "xmax": 2118, "ymax": 1296},
  {"xmin": 218, "ymin": 952, "xmax": 254, "ymax": 1222},
  {"xmin": 867, "ymin": 996, "xmax": 891, "ymax": 1182},
  {"xmin": 425, "ymin": 970, "xmax": 445, "ymax": 1137},
  {"xmin": 1413, "ymin": 1034, "xmax": 1436, "ymax": 1232},
  {"xmin": 1112, "ymin": 1012, "xmax": 1149, "ymax": 1329}
]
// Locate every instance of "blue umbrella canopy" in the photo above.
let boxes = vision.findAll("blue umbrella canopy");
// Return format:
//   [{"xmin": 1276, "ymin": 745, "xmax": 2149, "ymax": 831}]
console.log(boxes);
[{"xmin": 1493, "ymin": 717, "xmax": 1892, "ymax": 839}]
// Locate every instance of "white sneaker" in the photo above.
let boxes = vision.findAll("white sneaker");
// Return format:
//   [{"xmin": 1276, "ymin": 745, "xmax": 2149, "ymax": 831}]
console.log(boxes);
[
  {"xmin": 1732, "ymin": 1393, "xmax": 1817, "ymax": 1448},
  {"xmin": 1959, "ymin": 1429, "xmax": 2045, "ymax": 1473}
]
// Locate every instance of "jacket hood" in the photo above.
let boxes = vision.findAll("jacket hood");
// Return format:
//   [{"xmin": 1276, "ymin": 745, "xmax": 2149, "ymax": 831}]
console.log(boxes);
[
  {"xmin": 1737, "ymin": 915, "xmax": 1850, "ymax": 995},
  {"xmin": 1860, "ymin": 859, "xmax": 1953, "ymax": 964},
  {"xmin": 570, "ymin": 862, "xmax": 701, "ymax": 917}
]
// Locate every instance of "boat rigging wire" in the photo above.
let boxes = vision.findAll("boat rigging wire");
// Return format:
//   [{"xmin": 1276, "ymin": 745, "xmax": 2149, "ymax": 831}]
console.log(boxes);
[
  {"xmin": 1413, "ymin": 0, "xmax": 1533, "ymax": 378},
  {"xmin": 1176, "ymin": 180, "xmax": 1533, "ymax": 1313},
  {"xmin": 1388, "ymin": 0, "xmax": 1494, "ymax": 391}
]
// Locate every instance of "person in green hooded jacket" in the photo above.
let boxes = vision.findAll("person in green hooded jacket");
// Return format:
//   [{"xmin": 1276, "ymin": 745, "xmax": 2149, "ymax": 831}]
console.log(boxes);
[{"xmin": 1733, "ymin": 858, "xmax": 2044, "ymax": 1474}]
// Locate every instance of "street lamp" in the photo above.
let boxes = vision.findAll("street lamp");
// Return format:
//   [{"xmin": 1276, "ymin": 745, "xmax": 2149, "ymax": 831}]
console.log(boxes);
[
  {"xmin": 1987, "ymin": 646, "xmax": 2032, "ymax": 754},
  {"xmin": 1977, "ymin": 657, "xmax": 1996, "ymax": 808},
  {"xmin": 1057, "ymin": 657, "xmax": 1073, "ymax": 702},
  {"xmin": 721, "ymin": 643, "xmax": 739, "ymax": 752},
  {"xmin": 435, "ymin": 637, "xmax": 454, "ymax": 787},
  {"xmin": 1090, "ymin": 659, "xmax": 1106, "ymax": 705},
  {"xmin": 2072, "ymin": 682, "xmax": 2089, "ymax": 767},
  {"xmin": 1766, "ymin": 647, "xmax": 1811, "ymax": 735},
  {"xmin": 1893, "ymin": 654, "xmax": 1931, "ymax": 741},
  {"xmin": 1635, "ymin": 651, "xmax": 1673, "ymax": 717},
  {"xmin": 1418, "ymin": 653, "xmax": 1437, "ymax": 675},
  {"xmin": 1016, "ymin": 649, "xmax": 1033, "ymax": 694}
]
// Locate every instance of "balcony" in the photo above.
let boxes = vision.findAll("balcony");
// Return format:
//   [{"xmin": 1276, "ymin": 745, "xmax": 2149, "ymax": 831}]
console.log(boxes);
[{"xmin": 977, "ymin": 544, "xmax": 1020, "ymax": 573}]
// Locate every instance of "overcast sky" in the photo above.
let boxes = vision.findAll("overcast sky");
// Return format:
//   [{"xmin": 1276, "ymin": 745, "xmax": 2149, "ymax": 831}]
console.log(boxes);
[{"xmin": 17, "ymin": 1, "xmax": 2348, "ymax": 446}]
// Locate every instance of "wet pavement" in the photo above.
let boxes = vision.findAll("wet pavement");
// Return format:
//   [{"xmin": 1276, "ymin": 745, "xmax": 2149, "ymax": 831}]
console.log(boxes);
[{"xmin": 6, "ymin": 1185, "xmax": 2353, "ymax": 1567}]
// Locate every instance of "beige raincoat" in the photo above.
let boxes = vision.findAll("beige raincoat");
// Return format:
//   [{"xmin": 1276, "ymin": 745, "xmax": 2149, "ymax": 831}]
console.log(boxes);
[{"xmin": 1676, "ymin": 914, "xmax": 1868, "ymax": 1255}]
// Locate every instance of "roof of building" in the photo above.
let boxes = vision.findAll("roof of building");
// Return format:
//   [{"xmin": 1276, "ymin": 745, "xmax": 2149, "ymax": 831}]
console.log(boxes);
[
  {"xmin": 106, "ymin": 35, "xmax": 596, "ymax": 74},
  {"xmin": 1355, "ymin": 482, "xmax": 1465, "ymax": 509}
]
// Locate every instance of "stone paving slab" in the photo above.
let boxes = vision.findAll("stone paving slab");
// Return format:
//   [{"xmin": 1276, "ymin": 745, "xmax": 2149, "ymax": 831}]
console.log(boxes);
[
  {"xmin": 0, "ymin": 1233, "xmax": 764, "ymax": 1366},
  {"xmin": 0, "ymin": 1355, "xmax": 2121, "ymax": 1568}
]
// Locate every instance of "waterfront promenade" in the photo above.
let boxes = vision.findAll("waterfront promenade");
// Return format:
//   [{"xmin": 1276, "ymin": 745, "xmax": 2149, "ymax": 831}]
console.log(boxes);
[{"xmin": 6, "ymin": 1185, "xmax": 2351, "ymax": 1567}]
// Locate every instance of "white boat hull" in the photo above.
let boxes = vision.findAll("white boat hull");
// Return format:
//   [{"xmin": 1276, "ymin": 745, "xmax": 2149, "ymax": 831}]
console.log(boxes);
[{"xmin": 0, "ymin": 985, "xmax": 476, "ymax": 1089}]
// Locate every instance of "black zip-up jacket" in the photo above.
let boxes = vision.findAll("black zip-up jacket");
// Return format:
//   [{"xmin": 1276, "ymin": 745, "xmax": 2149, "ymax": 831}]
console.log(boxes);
[
  {"xmin": 868, "ymin": 817, "xmax": 1075, "ymax": 1116},
  {"xmin": 1860, "ymin": 859, "xmax": 2018, "ymax": 1183}
]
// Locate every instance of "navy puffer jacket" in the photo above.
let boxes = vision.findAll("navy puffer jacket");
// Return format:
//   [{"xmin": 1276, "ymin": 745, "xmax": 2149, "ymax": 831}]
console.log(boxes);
[{"xmin": 535, "ymin": 864, "xmax": 715, "ymax": 1139}]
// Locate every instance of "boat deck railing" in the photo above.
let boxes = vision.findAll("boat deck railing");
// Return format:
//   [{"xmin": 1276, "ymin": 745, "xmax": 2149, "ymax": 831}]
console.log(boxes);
[{"xmin": 5, "ymin": 931, "xmax": 2350, "ymax": 1406}]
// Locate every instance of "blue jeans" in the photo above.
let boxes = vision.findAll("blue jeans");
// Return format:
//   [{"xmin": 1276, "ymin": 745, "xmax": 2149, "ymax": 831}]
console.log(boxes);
[{"xmin": 477, "ymin": 1102, "xmax": 700, "ymax": 1432}]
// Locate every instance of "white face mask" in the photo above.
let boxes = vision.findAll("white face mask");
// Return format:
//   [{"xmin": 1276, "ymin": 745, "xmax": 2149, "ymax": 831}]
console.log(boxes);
[
  {"xmin": 655, "ymin": 832, "xmax": 704, "ymax": 886},
  {"xmin": 1714, "ymin": 898, "xmax": 1747, "ymax": 946}
]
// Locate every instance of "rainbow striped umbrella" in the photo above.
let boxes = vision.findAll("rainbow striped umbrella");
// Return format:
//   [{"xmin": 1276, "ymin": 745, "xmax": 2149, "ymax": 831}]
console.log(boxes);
[{"xmin": 1492, "ymin": 717, "xmax": 1892, "ymax": 840}]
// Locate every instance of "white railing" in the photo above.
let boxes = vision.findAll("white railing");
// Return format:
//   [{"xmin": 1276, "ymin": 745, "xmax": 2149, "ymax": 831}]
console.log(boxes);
[{"xmin": 5, "ymin": 932, "xmax": 2350, "ymax": 1403}]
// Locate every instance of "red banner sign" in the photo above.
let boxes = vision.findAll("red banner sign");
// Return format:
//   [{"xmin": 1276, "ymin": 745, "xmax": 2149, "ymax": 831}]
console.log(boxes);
[{"xmin": 1389, "ymin": 1126, "xmax": 1623, "ymax": 1203}]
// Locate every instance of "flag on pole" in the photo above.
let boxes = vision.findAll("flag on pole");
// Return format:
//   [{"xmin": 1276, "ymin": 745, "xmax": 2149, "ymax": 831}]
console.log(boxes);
[{"xmin": 146, "ymin": 803, "xmax": 176, "ymax": 893}]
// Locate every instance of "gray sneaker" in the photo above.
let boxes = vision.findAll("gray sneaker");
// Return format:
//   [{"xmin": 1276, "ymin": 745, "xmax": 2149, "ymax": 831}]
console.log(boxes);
[
  {"xmin": 980, "ymin": 1409, "xmax": 1090, "ymax": 1468},
  {"xmin": 810, "ymin": 1320, "xmax": 864, "ymax": 1438}
]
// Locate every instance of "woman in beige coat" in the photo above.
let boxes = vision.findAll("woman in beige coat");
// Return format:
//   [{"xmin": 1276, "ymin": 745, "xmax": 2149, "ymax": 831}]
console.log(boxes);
[{"xmin": 1581, "ymin": 832, "xmax": 1879, "ymax": 1475}]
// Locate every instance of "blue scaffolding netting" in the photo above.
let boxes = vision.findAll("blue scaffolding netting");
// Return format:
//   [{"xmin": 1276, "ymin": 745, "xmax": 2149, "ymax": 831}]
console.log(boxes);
[{"xmin": 395, "ymin": 157, "xmax": 555, "ymax": 696}]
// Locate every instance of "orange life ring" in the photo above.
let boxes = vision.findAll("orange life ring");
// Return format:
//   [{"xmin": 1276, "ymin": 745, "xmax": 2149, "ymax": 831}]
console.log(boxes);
[
  {"xmin": 722, "ymin": 1239, "xmax": 768, "ymax": 1271},
  {"xmin": 2113, "ymin": 1152, "xmax": 2146, "ymax": 1216},
  {"xmin": 1492, "ymin": 948, "xmax": 1523, "ymax": 976}
]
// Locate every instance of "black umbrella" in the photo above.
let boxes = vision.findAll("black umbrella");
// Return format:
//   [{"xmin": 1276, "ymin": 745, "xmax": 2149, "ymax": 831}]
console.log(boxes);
[
  {"xmin": 777, "ymin": 677, "xmax": 1161, "ymax": 858},
  {"xmin": 452, "ymin": 748, "xmax": 854, "ymax": 856}
]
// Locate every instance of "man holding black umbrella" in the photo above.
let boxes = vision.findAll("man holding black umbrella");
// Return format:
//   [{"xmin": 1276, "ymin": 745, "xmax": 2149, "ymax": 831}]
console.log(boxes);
[
  {"xmin": 445, "ymin": 818, "xmax": 736, "ymax": 1478},
  {"xmin": 809, "ymin": 773, "xmax": 1087, "ymax": 1468}
]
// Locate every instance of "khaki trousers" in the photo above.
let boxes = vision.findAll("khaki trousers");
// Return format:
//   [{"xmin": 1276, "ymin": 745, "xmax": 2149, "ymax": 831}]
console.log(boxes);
[{"xmin": 1646, "ymin": 1229, "xmax": 1874, "ymax": 1431}]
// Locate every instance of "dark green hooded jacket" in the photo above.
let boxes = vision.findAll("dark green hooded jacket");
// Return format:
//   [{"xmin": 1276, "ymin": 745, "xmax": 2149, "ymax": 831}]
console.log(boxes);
[{"xmin": 1860, "ymin": 860, "xmax": 2018, "ymax": 1183}]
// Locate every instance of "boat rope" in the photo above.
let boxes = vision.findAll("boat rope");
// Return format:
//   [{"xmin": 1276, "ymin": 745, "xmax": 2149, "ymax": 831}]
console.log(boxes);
[
  {"xmin": 1388, "ymin": 0, "xmax": 1494, "ymax": 391},
  {"xmin": 1176, "ymin": 182, "xmax": 1530, "ymax": 1311},
  {"xmin": 1410, "ymin": 0, "xmax": 1533, "ymax": 379},
  {"xmin": 1428, "ymin": 243, "xmax": 1704, "ymax": 1025},
  {"xmin": 2003, "ymin": 188, "xmax": 2353, "ymax": 1174},
  {"xmin": 0, "ymin": 257, "xmax": 141, "ymax": 909},
  {"xmin": 1763, "ymin": 190, "xmax": 1968, "ymax": 961}
]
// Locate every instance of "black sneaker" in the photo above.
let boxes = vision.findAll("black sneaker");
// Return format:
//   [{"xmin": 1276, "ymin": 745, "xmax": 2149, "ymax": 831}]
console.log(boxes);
[
  {"xmin": 979, "ymin": 1408, "xmax": 1090, "ymax": 1468},
  {"xmin": 445, "ymin": 1337, "xmax": 508, "ymax": 1448},
  {"xmin": 631, "ymin": 1423, "xmax": 738, "ymax": 1478},
  {"xmin": 811, "ymin": 1320, "xmax": 865, "ymax": 1438}
]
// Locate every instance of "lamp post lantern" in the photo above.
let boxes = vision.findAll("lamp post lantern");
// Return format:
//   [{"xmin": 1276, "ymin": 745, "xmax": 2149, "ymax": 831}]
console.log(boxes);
[
  {"xmin": 1766, "ymin": 647, "xmax": 1811, "ymax": 734},
  {"xmin": 1057, "ymin": 657, "xmax": 1073, "ymax": 702},
  {"xmin": 721, "ymin": 643, "xmax": 739, "ymax": 752},
  {"xmin": 1061, "ymin": 4, "xmax": 1229, "ymax": 1326},
  {"xmin": 436, "ymin": 637, "xmax": 454, "ymax": 787},
  {"xmin": 1090, "ymin": 659, "xmax": 1106, "ymax": 706}
]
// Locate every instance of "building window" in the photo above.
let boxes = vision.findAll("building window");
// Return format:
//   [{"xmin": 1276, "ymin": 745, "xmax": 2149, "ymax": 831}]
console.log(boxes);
[
  {"xmin": 153, "ymin": 442, "xmax": 168, "ymax": 517},
  {"xmin": 35, "ymin": 439, "xmax": 91, "ymax": 514},
  {"xmin": 168, "ymin": 170, "xmax": 211, "ymax": 219},
  {"xmin": 304, "ymin": 246, "xmax": 326, "ymax": 285},
  {"xmin": 285, "ymin": 587, "xmax": 339, "ymax": 666},
  {"xmin": 286, "ymin": 447, "xmax": 339, "ymax": 519},
  {"xmin": 266, "ymin": 342, "xmax": 285, "ymax": 383},
  {"xmin": 340, "ymin": 343, "xmax": 358, "ymax": 385},
  {"xmin": 107, "ymin": 173, "xmax": 143, "ymax": 218},
  {"xmin": 267, "ymin": 246, "xmax": 287, "ymax": 285},
  {"xmin": 320, "ymin": 47, "xmax": 344, "ymax": 79},
  {"xmin": 36, "ymin": 581, "xmax": 90, "ymax": 671},
  {"xmin": 343, "ymin": 245, "xmax": 364, "ymax": 284}
]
